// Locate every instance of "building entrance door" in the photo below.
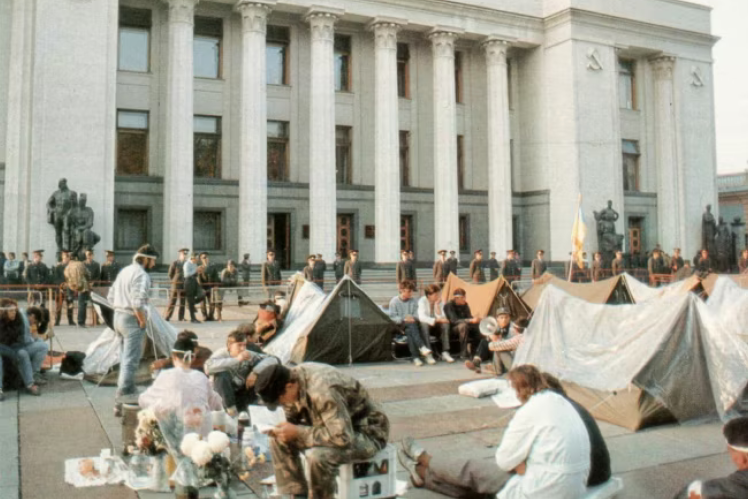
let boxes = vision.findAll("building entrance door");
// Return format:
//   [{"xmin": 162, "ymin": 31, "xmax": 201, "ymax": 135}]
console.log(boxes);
[
  {"xmin": 400, "ymin": 215, "xmax": 413, "ymax": 253},
  {"xmin": 628, "ymin": 216, "xmax": 644, "ymax": 255},
  {"xmin": 267, "ymin": 213, "xmax": 291, "ymax": 269},
  {"xmin": 337, "ymin": 214, "xmax": 353, "ymax": 258}
]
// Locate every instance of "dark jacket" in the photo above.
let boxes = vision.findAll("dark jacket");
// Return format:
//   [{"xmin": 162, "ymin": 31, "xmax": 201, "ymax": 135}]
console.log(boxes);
[{"xmin": 443, "ymin": 300, "xmax": 472, "ymax": 324}]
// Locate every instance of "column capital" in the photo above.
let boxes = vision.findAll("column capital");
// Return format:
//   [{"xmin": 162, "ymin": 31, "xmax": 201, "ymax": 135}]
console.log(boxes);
[
  {"xmin": 650, "ymin": 55, "xmax": 676, "ymax": 80},
  {"xmin": 367, "ymin": 17, "xmax": 407, "ymax": 50},
  {"xmin": 162, "ymin": 0, "xmax": 199, "ymax": 25},
  {"xmin": 235, "ymin": 0, "xmax": 274, "ymax": 34},
  {"xmin": 305, "ymin": 6, "xmax": 344, "ymax": 42},
  {"xmin": 427, "ymin": 26, "xmax": 463, "ymax": 58},
  {"xmin": 482, "ymin": 36, "xmax": 511, "ymax": 66}
]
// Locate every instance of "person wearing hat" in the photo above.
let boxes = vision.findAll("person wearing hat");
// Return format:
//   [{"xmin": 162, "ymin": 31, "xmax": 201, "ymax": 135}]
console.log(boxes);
[
  {"xmin": 465, "ymin": 307, "xmax": 522, "ymax": 375},
  {"xmin": 255, "ymin": 362, "xmax": 389, "ymax": 499},
  {"xmin": 396, "ymin": 250, "xmax": 416, "ymax": 286},
  {"xmin": 183, "ymin": 252, "xmax": 203, "ymax": 324},
  {"xmin": 303, "ymin": 254, "xmax": 317, "ymax": 283},
  {"xmin": 447, "ymin": 250, "xmax": 459, "ymax": 275},
  {"xmin": 673, "ymin": 416, "xmax": 748, "ymax": 498},
  {"xmin": 107, "ymin": 243, "xmax": 160, "ymax": 413},
  {"xmin": 671, "ymin": 247, "xmax": 685, "ymax": 274},
  {"xmin": 695, "ymin": 248, "xmax": 713, "ymax": 277},
  {"xmin": 501, "ymin": 250, "xmax": 520, "ymax": 284},
  {"xmin": 100, "ymin": 250, "xmax": 122, "ymax": 285},
  {"xmin": 261, "ymin": 250, "xmax": 283, "ymax": 296},
  {"xmin": 611, "ymin": 250, "xmax": 624, "ymax": 276},
  {"xmin": 531, "ymin": 250, "xmax": 547, "ymax": 281},
  {"xmin": 313, "ymin": 253, "xmax": 327, "ymax": 291},
  {"xmin": 433, "ymin": 250, "xmax": 449, "ymax": 284},
  {"xmin": 24, "ymin": 250, "xmax": 50, "ymax": 306},
  {"xmin": 239, "ymin": 253, "xmax": 252, "ymax": 286},
  {"xmin": 165, "ymin": 248, "xmax": 189, "ymax": 322},
  {"xmin": 486, "ymin": 251, "xmax": 500, "ymax": 281},
  {"xmin": 332, "ymin": 252, "xmax": 346, "ymax": 284},
  {"xmin": 216, "ymin": 259, "xmax": 239, "ymax": 322},
  {"xmin": 647, "ymin": 247, "xmax": 667, "ymax": 285},
  {"xmin": 198, "ymin": 252, "xmax": 218, "ymax": 321},
  {"xmin": 591, "ymin": 251, "xmax": 605, "ymax": 282},
  {"xmin": 344, "ymin": 249, "xmax": 363, "ymax": 284},
  {"xmin": 443, "ymin": 288, "xmax": 481, "ymax": 359},
  {"xmin": 139, "ymin": 335, "xmax": 223, "ymax": 437},
  {"xmin": 469, "ymin": 250, "xmax": 486, "ymax": 283}
]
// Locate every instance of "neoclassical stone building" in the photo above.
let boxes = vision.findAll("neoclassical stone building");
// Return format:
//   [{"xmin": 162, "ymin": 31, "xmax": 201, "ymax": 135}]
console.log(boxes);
[{"xmin": 0, "ymin": 0, "xmax": 718, "ymax": 267}]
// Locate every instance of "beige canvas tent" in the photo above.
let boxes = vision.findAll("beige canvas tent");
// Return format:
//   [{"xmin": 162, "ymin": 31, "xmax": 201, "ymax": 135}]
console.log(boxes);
[
  {"xmin": 520, "ymin": 273, "xmax": 636, "ymax": 310},
  {"xmin": 441, "ymin": 273, "xmax": 530, "ymax": 323}
]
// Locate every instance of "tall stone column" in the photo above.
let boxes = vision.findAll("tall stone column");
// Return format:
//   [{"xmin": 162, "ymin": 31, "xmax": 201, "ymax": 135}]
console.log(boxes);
[
  {"xmin": 651, "ymin": 55, "xmax": 682, "ymax": 251},
  {"xmin": 369, "ymin": 18, "xmax": 406, "ymax": 264},
  {"xmin": 306, "ymin": 7, "xmax": 342, "ymax": 262},
  {"xmin": 428, "ymin": 27, "xmax": 462, "ymax": 254},
  {"xmin": 483, "ymin": 37, "xmax": 512, "ymax": 256},
  {"xmin": 236, "ymin": 0, "xmax": 274, "ymax": 261},
  {"xmin": 162, "ymin": 0, "xmax": 198, "ymax": 257}
]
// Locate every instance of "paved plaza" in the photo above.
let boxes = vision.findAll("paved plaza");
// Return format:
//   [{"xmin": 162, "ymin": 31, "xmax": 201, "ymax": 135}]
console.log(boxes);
[{"xmin": 0, "ymin": 320, "xmax": 736, "ymax": 499}]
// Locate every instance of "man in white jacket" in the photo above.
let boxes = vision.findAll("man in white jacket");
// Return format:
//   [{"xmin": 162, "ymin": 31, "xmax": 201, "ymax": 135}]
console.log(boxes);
[{"xmin": 417, "ymin": 284, "xmax": 454, "ymax": 363}]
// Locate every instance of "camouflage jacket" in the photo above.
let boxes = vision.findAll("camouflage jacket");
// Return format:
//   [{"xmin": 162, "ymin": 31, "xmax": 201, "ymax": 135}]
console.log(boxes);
[{"xmin": 285, "ymin": 363, "xmax": 389, "ymax": 450}]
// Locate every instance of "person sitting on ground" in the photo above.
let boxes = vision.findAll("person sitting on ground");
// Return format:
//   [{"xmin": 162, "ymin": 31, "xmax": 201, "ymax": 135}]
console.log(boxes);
[
  {"xmin": 418, "ymin": 284, "xmax": 454, "ymax": 363},
  {"xmin": 150, "ymin": 330, "xmax": 213, "ymax": 374},
  {"xmin": 465, "ymin": 308, "xmax": 522, "ymax": 375},
  {"xmin": 139, "ymin": 335, "xmax": 223, "ymax": 437},
  {"xmin": 25, "ymin": 306, "xmax": 51, "ymax": 341},
  {"xmin": 204, "ymin": 330, "xmax": 276, "ymax": 416},
  {"xmin": 672, "ymin": 415, "xmax": 748, "ymax": 499},
  {"xmin": 443, "ymin": 288, "xmax": 481, "ymax": 360},
  {"xmin": 389, "ymin": 280, "xmax": 435, "ymax": 366},
  {"xmin": 234, "ymin": 322, "xmax": 265, "ymax": 353},
  {"xmin": 254, "ymin": 362, "xmax": 390, "ymax": 499},
  {"xmin": 398, "ymin": 365, "xmax": 590, "ymax": 499},
  {"xmin": 0, "ymin": 298, "xmax": 46, "ymax": 400}
]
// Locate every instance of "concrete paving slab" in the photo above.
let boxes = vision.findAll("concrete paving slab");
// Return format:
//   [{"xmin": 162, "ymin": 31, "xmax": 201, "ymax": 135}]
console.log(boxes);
[{"xmin": 382, "ymin": 394, "xmax": 496, "ymax": 417}]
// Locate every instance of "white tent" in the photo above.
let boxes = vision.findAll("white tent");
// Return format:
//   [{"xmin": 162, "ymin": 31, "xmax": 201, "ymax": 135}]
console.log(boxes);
[{"xmin": 707, "ymin": 276, "xmax": 748, "ymax": 340}]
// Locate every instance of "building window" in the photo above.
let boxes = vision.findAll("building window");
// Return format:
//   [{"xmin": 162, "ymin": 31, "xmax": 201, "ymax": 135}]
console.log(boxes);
[
  {"xmin": 194, "ymin": 17, "xmax": 222, "ymax": 79},
  {"xmin": 334, "ymin": 35, "xmax": 352, "ymax": 92},
  {"xmin": 118, "ymin": 7, "xmax": 151, "ymax": 72},
  {"xmin": 194, "ymin": 116, "xmax": 222, "ymax": 178},
  {"xmin": 267, "ymin": 25, "xmax": 290, "ymax": 85},
  {"xmin": 459, "ymin": 215, "xmax": 469, "ymax": 252},
  {"xmin": 455, "ymin": 51, "xmax": 464, "ymax": 103},
  {"xmin": 399, "ymin": 131, "xmax": 410, "ymax": 187},
  {"xmin": 268, "ymin": 121, "xmax": 289, "ymax": 181},
  {"xmin": 116, "ymin": 111, "xmax": 149, "ymax": 176},
  {"xmin": 336, "ymin": 126, "xmax": 353, "ymax": 184},
  {"xmin": 193, "ymin": 211, "xmax": 223, "ymax": 251},
  {"xmin": 457, "ymin": 135, "xmax": 465, "ymax": 189},
  {"xmin": 397, "ymin": 43, "xmax": 410, "ymax": 98},
  {"xmin": 622, "ymin": 140, "xmax": 640, "ymax": 192},
  {"xmin": 116, "ymin": 209, "xmax": 148, "ymax": 250},
  {"xmin": 618, "ymin": 59, "xmax": 636, "ymax": 110}
]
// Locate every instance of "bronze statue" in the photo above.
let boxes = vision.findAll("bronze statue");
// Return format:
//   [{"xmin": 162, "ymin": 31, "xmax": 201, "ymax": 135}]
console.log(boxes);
[
  {"xmin": 47, "ymin": 179, "xmax": 100, "ymax": 257},
  {"xmin": 46, "ymin": 178, "xmax": 78, "ymax": 252},
  {"xmin": 594, "ymin": 200, "xmax": 624, "ymax": 267},
  {"xmin": 702, "ymin": 204, "xmax": 717, "ymax": 255},
  {"xmin": 715, "ymin": 216, "xmax": 731, "ymax": 272},
  {"xmin": 68, "ymin": 193, "xmax": 101, "ymax": 260}
]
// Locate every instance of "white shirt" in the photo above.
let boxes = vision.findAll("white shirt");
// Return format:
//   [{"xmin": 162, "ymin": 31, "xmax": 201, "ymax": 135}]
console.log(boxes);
[
  {"xmin": 495, "ymin": 390, "xmax": 590, "ymax": 499},
  {"xmin": 107, "ymin": 261, "xmax": 151, "ymax": 313},
  {"xmin": 183, "ymin": 260, "xmax": 198, "ymax": 278},
  {"xmin": 417, "ymin": 296, "xmax": 445, "ymax": 327}
]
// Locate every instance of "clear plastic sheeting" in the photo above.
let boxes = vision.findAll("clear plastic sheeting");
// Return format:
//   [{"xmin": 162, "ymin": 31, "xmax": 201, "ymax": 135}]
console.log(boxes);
[
  {"xmin": 707, "ymin": 276, "xmax": 748, "ymax": 339},
  {"xmin": 514, "ymin": 283, "xmax": 748, "ymax": 424}
]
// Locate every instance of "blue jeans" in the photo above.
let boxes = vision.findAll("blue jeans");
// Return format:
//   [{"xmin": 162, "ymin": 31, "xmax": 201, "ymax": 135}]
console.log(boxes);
[
  {"xmin": 24, "ymin": 340, "xmax": 49, "ymax": 374},
  {"xmin": 113, "ymin": 312, "xmax": 145, "ymax": 398},
  {"xmin": 78, "ymin": 291, "xmax": 90, "ymax": 326},
  {"xmin": 0, "ymin": 344, "xmax": 35, "ymax": 388},
  {"xmin": 402, "ymin": 321, "xmax": 429, "ymax": 358}
]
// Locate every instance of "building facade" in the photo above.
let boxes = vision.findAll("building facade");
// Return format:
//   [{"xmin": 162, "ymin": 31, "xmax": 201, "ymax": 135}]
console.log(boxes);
[
  {"xmin": 0, "ymin": 0, "xmax": 718, "ymax": 267},
  {"xmin": 718, "ymin": 171, "xmax": 748, "ymax": 255}
]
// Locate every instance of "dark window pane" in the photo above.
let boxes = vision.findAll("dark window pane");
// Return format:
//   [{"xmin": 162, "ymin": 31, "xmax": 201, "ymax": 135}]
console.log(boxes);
[
  {"xmin": 117, "ymin": 131, "xmax": 148, "ymax": 175},
  {"xmin": 268, "ymin": 120, "xmax": 289, "ymax": 181},
  {"xmin": 334, "ymin": 35, "xmax": 351, "ymax": 92},
  {"xmin": 622, "ymin": 140, "xmax": 640, "ymax": 192},
  {"xmin": 455, "ymin": 52, "xmax": 463, "ymax": 103},
  {"xmin": 457, "ymin": 135, "xmax": 465, "ymax": 189},
  {"xmin": 194, "ymin": 136, "xmax": 221, "ymax": 178},
  {"xmin": 397, "ymin": 43, "xmax": 409, "ymax": 98},
  {"xmin": 120, "ymin": 7, "xmax": 151, "ymax": 28},
  {"xmin": 459, "ymin": 215, "xmax": 469, "ymax": 252},
  {"xmin": 336, "ymin": 126, "xmax": 352, "ymax": 184},
  {"xmin": 116, "ymin": 209, "xmax": 148, "ymax": 250},
  {"xmin": 193, "ymin": 211, "xmax": 222, "ymax": 251},
  {"xmin": 399, "ymin": 131, "xmax": 410, "ymax": 187},
  {"xmin": 119, "ymin": 28, "xmax": 149, "ymax": 72}
]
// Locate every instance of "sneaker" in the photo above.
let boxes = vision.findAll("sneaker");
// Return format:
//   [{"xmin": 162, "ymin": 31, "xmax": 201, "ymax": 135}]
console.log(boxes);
[
  {"xmin": 33, "ymin": 373, "xmax": 48, "ymax": 386},
  {"xmin": 401, "ymin": 436, "xmax": 426, "ymax": 461},
  {"xmin": 412, "ymin": 358, "xmax": 424, "ymax": 367},
  {"xmin": 425, "ymin": 353, "xmax": 436, "ymax": 365},
  {"xmin": 464, "ymin": 358, "xmax": 482, "ymax": 374},
  {"xmin": 418, "ymin": 346, "xmax": 432, "ymax": 357},
  {"xmin": 442, "ymin": 352, "xmax": 455, "ymax": 363},
  {"xmin": 397, "ymin": 447, "xmax": 424, "ymax": 487},
  {"xmin": 26, "ymin": 385, "xmax": 41, "ymax": 396}
]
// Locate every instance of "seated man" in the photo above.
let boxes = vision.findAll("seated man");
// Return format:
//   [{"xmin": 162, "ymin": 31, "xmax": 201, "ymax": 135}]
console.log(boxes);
[
  {"xmin": 397, "ymin": 365, "xmax": 591, "ymax": 499},
  {"xmin": 418, "ymin": 284, "xmax": 453, "ymax": 363},
  {"xmin": 139, "ymin": 336, "xmax": 223, "ymax": 437},
  {"xmin": 389, "ymin": 281, "xmax": 435, "ymax": 366},
  {"xmin": 443, "ymin": 289, "xmax": 481, "ymax": 359},
  {"xmin": 672, "ymin": 416, "xmax": 748, "ymax": 499},
  {"xmin": 255, "ymin": 363, "xmax": 390, "ymax": 499},
  {"xmin": 465, "ymin": 308, "xmax": 522, "ymax": 375},
  {"xmin": 150, "ymin": 330, "xmax": 213, "ymax": 374},
  {"xmin": 253, "ymin": 299, "xmax": 285, "ymax": 344},
  {"xmin": 204, "ymin": 330, "xmax": 273, "ymax": 416}
]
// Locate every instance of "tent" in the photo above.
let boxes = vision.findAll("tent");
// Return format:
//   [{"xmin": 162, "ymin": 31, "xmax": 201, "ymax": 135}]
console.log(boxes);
[
  {"xmin": 264, "ymin": 276, "xmax": 397, "ymax": 365},
  {"xmin": 83, "ymin": 293, "xmax": 177, "ymax": 384},
  {"xmin": 707, "ymin": 275, "xmax": 748, "ymax": 340},
  {"xmin": 515, "ymin": 284, "xmax": 748, "ymax": 430},
  {"xmin": 441, "ymin": 274, "xmax": 530, "ymax": 323},
  {"xmin": 520, "ymin": 273, "xmax": 641, "ymax": 310}
]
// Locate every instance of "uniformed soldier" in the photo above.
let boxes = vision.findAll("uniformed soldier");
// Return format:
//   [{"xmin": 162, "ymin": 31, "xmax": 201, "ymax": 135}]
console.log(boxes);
[
  {"xmin": 313, "ymin": 253, "xmax": 327, "ymax": 290},
  {"xmin": 648, "ymin": 248, "xmax": 668, "ymax": 285},
  {"xmin": 217, "ymin": 259, "xmax": 239, "ymax": 321},
  {"xmin": 24, "ymin": 250, "xmax": 50, "ymax": 306},
  {"xmin": 469, "ymin": 250, "xmax": 486, "ymax": 283},
  {"xmin": 332, "ymin": 252, "xmax": 346, "ymax": 283},
  {"xmin": 165, "ymin": 248, "xmax": 188, "ymax": 322},
  {"xmin": 611, "ymin": 250, "xmax": 625, "ymax": 276},
  {"xmin": 592, "ymin": 252, "xmax": 605, "ymax": 282},
  {"xmin": 84, "ymin": 250, "xmax": 101, "ymax": 283},
  {"xmin": 53, "ymin": 252, "xmax": 74, "ymax": 326},
  {"xmin": 695, "ymin": 248, "xmax": 712, "ymax": 276},
  {"xmin": 99, "ymin": 250, "xmax": 122, "ymax": 285},
  {"xmin": 303, "ymin": 254, "xmax": 316, "ymax": 283},
  {"xmin": 198, "ymin": 252, "xmax": 218, "ymax": 321},
  {"xmin": 396, "ymin": 250, "xmax": 416, "ymax": 285},
  {"xmin": 671, "ymin": 248, "xmax": 685, "ymax": 274},
  {"xmin": 486, "ymin": 251, "xmax": 500, "ymax": 281},
  {"xmin": 18, "ymin": 252, "xmax": 29, "ymax": 281},
  {"xmin": 344, "ymin": 249, "xmax": 363, "ymax": 284},
  {"xmin": 531, "ymin": 250, "xmax": 547, "ymax": 281},
  {"xmin": 239, "ymin": 253, "xmax": 251, "ymax": 285},
  {"xmin": 256, "ymin": 363, "xmax": 390, "ymax": 499},
  {"xmin": 501, "ymin": 250, "xmax": 519, "ymax": 283},
  {"xmin": 447, "ymin": 250, "xmax": 458, "ymax": 275},
  {"xmin": 432, "ymin": 249, "xmax": 449, "ymax": 284},
  {"xmin": 261, "ymin": 250, "xmax": 283, "ymax": 297}
]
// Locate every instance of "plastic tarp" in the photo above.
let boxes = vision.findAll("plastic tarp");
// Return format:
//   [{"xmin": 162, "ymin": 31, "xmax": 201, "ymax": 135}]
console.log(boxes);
[
  {"xmin": 514, "ymin": 284, "xmax": 748, "ymax": 429},
  {"xmin": 441, "ymin": 273, "xmax": 530, "ymax": 322},
  {"xmin": 520, "ymin": 273, "xmax": 634, "ymax": 310},
  {"xmin": 707, "ymin": 276, "xmax": 748, "ymax": 340},
  {"xmin": 264, "ymin": 276, "xmax": 395, "ymax": 365}
]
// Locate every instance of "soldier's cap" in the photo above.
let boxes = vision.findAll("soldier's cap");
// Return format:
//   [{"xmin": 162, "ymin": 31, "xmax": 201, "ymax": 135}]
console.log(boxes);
[
  {"xmin": 135, "ymin": 244, "xmax": 160, "ymax": 260},
  {"xmin": 199, "ymin": 251, "xmax": 209, "ymax": 258},
  {"xmin": 227, "ymin": 259, "xmax": 236, "ymax": 266},
  {"xmin": 437, "ymin": 249, "xmax": 447, "ymax": 255},
  {"xmin": 653, "ymin": 248, "xmax": 662, "ymax": 253},
  {"xmin": 350, "ymin": 249, "xmax": 359, "ymax": 254},
  {"xmin": 537, "ymin": 250, "xmax": 545, "ymax": 254},
  {"xmin": 724, "ymin": 416, "xmax": 748, "ymax": 453},
  {"xmin": 178, "ymin": 248, "xmax": 189, "ymax": 253},
  {"xmin": 243, "ymin": 253, "xmax": 250, "ymax": 259},
  {"xmin": 474, "ymin": 249, "xmax": 482, "ymax": 255},
  {"xmin": 490, "ymin": 252, "xmax": 496, "ymax": 256},
  {"xmin": 32, "ymin": 250, "xmax": 44, "ymax": 255},
  {"xmin": 254, "ymin": 363, "xmax": 292, "ymax": 411},
  {"xmin": 306, "ymin": 254, "xmax": 316, "ymax": 261},
  {"xmin": 267, "ymin": 250, "xmax": 276, "ymax": 255},
  {"xmin": 316, "ymin": 254, "xmax": 323, "ymax": 258},
  {"xmin": 496, "ymin": 307, "xmax": 511, "ymax": 317},
  {"xmin": 615, "ymin": 250, "xmax": 623, "ymax": 255},
  {"xmin": 449, "ymin": 250, "xmax": 456, "ymax": 254},
  {"xmin": 507, "ymin": 249, "xmax": 514, "ymax": 254},
  {"xmin": 673, "ymin": 247, "xmax": 681, "ymax": 252}
]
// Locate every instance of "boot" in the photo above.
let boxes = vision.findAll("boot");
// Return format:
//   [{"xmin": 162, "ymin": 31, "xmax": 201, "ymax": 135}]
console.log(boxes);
[{"xmin": 67, "ymin": 308, "xmax": 76, "ymax": 326}]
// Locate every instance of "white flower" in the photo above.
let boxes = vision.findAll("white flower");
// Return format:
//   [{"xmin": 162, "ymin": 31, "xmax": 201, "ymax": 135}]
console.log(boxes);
[
  {"xmin": 137, "ymin": 408, "xmax": 158, "ymax": 426},
  {"xmin": 180, "ymin": 433, "xmax": 201, "ymax": 456},
  {"xmin": 191, "ymin": 440, "xmax": 215, "ymax": 467},
  {"xmin": 207, "ymin": 431, "xmax": 230, "ymax": 454}
]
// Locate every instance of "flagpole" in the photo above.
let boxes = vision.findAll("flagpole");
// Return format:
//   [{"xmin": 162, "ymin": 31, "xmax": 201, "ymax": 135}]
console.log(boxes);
[{"xmin": 569, "ymin": 194, "xmax": 582, "ymax": 282}]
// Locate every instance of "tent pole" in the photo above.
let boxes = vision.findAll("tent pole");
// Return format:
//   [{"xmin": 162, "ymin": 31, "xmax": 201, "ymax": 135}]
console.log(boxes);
[{"xmin": 348, "ymin": 279, "xmax": 353, "ymax": 366}]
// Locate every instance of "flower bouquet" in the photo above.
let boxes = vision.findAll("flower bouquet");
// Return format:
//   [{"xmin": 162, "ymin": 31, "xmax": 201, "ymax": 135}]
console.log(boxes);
[{"xmin": 180, "ymin": 431, "xmax": 235, "ymax": 499}]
